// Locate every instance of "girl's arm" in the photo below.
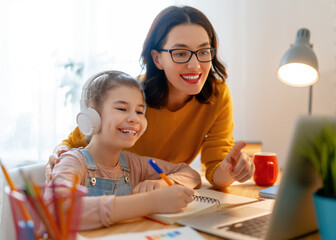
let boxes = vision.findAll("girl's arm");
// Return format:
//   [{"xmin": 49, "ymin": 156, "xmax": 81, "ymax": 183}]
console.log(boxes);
[
  {"xmin": 75, "ymin": 183, "xmax": 194, "ymax": 230},
  {"xmin": 48, "ymin": 150, "xmax": 194, "ymax": 230},
  {"xmin": 109, "ymin": 185, "xmax": 193, "ymax": 224},
  {"xmin": 125, "ymin": 152, "xmax": 201, "ymax": 193},
  {"xmin": 154, "ymin": 158, "xmax": 201, "ymax": 188}
]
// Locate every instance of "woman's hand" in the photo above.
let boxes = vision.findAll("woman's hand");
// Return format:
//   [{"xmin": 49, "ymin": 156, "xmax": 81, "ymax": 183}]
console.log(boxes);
[
  {"xmin": 220, "ymin": 141, "xmax": 255, "ymax": 183},
  {"xmin": 132, "ymin": 179, "xmax": 170, "ymax": 194},
  {"xmin": 150, "ymin": 185, "xmax": 194, "ymax": 213},
  {"xmin": 45, "ymin": 147, "xmax": 69, "ymax": 182}
]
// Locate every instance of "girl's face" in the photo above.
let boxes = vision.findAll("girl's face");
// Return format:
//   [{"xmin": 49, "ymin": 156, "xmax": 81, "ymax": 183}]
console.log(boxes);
[
  {"xmin": 98, "ymin": 86, "xmax": 147, "ymax": 149},
  {"xmin": 152, "ymin": 24, "xmax": 212, "ymax": 100}
]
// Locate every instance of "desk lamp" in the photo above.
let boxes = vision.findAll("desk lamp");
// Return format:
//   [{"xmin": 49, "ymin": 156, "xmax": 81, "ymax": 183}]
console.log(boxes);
[{"xmin": 276, "ymin": 28, "xmax": 319, "ymax": 115}]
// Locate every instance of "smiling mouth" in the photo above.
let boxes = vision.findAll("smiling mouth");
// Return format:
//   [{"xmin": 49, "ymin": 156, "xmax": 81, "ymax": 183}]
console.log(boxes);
[
  {"xmin": 120, "ymin": 129, "xmax": 137, "ymax": 136},
  {"xmin": 181, "ymin": 74, "xmax": 201, "ymax": 84}
]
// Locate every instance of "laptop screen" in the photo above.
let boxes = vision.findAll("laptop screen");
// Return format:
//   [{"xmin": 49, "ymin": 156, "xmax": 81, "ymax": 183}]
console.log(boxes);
[
  {"xmin": 265, "ymin": 115, "xmax": 335, "ymax": 239},
  {"xmin": 178, "ymin": 116, "xmax": 334, "ymax": 240}
]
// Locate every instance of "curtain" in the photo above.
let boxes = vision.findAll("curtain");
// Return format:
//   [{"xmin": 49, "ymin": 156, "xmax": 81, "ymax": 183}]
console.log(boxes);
[{"xmin": 0, "ymin": 0, "xmax": 176, "ymax": 169}]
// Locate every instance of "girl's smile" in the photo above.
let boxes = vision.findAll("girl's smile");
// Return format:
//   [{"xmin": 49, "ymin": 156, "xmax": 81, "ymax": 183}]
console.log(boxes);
[{"xmin": 119, "ymin": 127, "xmax": 139, "ymax": 136}]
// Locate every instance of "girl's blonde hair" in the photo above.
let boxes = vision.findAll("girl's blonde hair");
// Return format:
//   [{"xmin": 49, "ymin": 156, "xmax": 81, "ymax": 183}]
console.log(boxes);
[
  {"xmin": 83, "ymin": 70, "xmax": 145, "ymax": 143},
  {"xmin": 85, "ymin": 70, "xmax": 145, "ymax": 114}
]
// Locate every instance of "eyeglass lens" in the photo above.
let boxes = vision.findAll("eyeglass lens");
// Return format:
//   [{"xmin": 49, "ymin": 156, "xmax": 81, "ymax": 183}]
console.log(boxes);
[{"xmin": 171, "ymin": 48, "xmax": 215, "ymax": 63}]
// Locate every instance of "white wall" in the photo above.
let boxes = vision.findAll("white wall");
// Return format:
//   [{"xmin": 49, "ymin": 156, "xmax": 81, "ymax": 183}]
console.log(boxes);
[
  {"xmin": 1, "ymin": 0, "xmax": 334, "ymax": 170},
  {"xmin": 181, "ymin": 0, "xmax": 336, "ymax": 168}
]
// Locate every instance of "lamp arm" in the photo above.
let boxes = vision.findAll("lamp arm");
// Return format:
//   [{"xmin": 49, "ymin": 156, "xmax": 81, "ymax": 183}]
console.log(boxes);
[{"xmin": 308, "ymin": 85, "xmax": 313, "ymax": 115}]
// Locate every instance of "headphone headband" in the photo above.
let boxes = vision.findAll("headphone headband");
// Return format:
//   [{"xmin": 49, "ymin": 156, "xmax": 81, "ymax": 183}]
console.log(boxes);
[
  {"xmin": 77, "ymin": 70, "xmax": 114, "ymax": 136},
  {"xmin": 80, "ymin": 70, "xmax": 115, "ymax": 112}
]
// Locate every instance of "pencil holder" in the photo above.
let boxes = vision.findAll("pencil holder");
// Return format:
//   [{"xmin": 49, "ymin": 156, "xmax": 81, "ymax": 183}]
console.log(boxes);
[{"xmin": 5, "ymin": 184, "xmax": 87, "ymax": 240}]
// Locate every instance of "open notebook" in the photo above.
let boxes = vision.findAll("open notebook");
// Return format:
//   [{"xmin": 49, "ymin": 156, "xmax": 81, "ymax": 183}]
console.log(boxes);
[{"xmin": 148, "ymin": 188, "xmax": 268, "ymax": 224}]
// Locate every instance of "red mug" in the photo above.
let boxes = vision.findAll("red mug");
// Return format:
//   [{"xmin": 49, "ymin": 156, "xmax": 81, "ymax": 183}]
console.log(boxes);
[{"xmin": 253, "ymin": 152, "xmax": 278, "ymax": 186}]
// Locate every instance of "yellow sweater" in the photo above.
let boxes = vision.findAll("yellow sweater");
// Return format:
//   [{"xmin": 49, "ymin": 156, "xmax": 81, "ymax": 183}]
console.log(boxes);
[{"xmin": 61, "ymin": 83, "xmax": 235, "ymax": 186}]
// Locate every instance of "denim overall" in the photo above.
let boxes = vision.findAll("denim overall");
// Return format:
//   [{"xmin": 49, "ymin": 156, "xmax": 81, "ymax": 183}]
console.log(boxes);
[{"xmin": 78, "ymin": 148, "xmax": 132, "ymax": 196}]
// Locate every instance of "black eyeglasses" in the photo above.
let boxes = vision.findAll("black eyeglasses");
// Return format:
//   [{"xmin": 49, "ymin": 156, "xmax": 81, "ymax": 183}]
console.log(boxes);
[{"xmin": 159, "ymin": 48, "xmax": 216, "ymax": 64}]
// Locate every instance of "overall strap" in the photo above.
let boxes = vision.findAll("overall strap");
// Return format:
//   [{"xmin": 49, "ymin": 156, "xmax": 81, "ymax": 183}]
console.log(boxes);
[
  {"xmin": 119, "ymin": 153, "xmax": 130, "ymax": 172},
  {"xmin": 78, "ymin": 147, "xmax": 98, "ymax": 171}
]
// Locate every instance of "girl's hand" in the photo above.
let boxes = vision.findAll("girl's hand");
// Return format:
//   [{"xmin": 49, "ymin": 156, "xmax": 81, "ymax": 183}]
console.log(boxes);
[
  {"xmin": 132, "ymin": 179, "xmax": 170, "ymax": 194},
  {"xmin": 45, "ymin": 147, "xmax": 69, "ymax": 182},
  {"xmin": 150, "ymin": 185, "xmax": 194, "ymax": 213},
  {"xmin": 220, "ymin": 141, "xmax": 255, "ymax": 183}
]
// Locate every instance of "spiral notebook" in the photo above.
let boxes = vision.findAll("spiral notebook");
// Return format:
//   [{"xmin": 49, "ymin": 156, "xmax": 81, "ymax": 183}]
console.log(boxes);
[{"xmin": 148, "ymin": 188, "xmax": 259, "ymax": 224}]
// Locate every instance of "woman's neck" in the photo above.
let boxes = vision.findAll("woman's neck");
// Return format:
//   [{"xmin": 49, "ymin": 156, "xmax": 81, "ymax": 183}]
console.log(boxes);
[
  {"xmin": 85, "ymin": 137, "xmax": 121, "ymax": 168},
  {"xmin": 166, "ymin": 89, "xmax": 192, "ymax": 112}
]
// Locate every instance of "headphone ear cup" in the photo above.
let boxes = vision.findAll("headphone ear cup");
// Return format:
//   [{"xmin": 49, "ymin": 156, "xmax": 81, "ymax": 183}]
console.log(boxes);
[{"xmin": 76, "ymin": 107, "xmax": 101, "ymax": 136}]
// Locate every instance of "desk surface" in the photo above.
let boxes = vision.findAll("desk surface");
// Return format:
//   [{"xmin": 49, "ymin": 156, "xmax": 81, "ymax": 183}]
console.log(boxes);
[{"xmin": 79, "ymin": 178, "xmax": 320, "ymax": 240}]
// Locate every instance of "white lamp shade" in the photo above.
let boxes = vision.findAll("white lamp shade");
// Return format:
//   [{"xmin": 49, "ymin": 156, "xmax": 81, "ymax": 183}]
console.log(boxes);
[
  {"xmin": 277, "ymin": 63, "xmax": 319, "ymax": 87},
  {"xmin": 276, "ymin": 28, "xmax": 319, "ymax": 87}
]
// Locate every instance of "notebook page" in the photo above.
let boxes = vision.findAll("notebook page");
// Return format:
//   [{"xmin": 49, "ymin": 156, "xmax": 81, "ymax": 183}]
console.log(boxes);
[
  {"xmin": 149, "ymin": 188, "xmax": 258, "ymax": 224},
  {"xmin": 152, "ymin": 194, "xmax": 217, "ymax": 219},
  {"xmin": 195, "ymin": 188, "xmax": 258, "ymax": 206}
]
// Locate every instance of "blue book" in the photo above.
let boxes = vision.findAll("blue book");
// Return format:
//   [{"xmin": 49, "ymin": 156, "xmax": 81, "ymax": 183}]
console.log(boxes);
[{"xmin": 259, "ymin": 185, "xmax": 279, "ymax": 199}]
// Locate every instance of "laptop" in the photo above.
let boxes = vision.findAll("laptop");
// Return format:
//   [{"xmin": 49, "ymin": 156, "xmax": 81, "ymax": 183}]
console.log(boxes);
[{"xmin": 178, "ymin": 115, "xmax": 336, "ymax": 240}]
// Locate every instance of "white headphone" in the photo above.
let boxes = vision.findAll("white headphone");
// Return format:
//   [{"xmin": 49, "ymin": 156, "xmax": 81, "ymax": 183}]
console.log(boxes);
[{"xmin": 76, "ymin": 71, "xmax": 111, "ymax": 136}]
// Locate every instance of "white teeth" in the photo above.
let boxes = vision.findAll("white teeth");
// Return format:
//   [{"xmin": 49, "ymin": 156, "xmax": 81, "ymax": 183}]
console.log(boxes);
[
  {"xmin": 182, "ymin": 75, "xmax": 200, "ymax": 80},
  {"xmin": 121, "ymin": 129, "xmax": 136, "ymax": 135}
]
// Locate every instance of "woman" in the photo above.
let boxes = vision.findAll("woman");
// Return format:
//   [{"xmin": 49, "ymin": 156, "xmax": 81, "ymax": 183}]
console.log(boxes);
[{"xmin": 48, "ymin": 5, "xmax": 254, "ymax": 188}]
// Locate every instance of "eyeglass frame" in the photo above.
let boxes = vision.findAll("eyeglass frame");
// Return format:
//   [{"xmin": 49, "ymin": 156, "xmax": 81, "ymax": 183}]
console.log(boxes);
[{"xmin": 158, "ymin": 47, "xmax": 216, "ymax": 64}]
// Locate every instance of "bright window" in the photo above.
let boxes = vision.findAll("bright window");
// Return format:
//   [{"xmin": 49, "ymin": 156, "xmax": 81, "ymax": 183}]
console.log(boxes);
[{"xmin": 0, "ymin": 0, "xmax": 176, "ymax": 169}]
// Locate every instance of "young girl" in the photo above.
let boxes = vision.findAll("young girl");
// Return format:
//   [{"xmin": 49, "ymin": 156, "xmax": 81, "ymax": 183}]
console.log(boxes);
[
  {"xmin": 48, "ymin": 70, "xmax": 201, "ymax": 230},
  {"xmin": 48, "ymin": 5, "xmax": 254, "ymax": 189}
]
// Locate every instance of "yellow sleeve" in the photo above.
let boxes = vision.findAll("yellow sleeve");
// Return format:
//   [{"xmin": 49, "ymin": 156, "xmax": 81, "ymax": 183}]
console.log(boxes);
[
  {"xmin": 60, "ymin": 127, "xmax": 88, "ymax": 149},
  {"xmin": 201, "ymin": 84, "xmax": 235, "ymax": 187}
]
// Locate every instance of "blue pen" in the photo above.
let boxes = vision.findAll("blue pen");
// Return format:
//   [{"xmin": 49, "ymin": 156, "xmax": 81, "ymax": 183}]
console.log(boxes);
[
  {"xmin": 148, "ymin": 159, "xmax": 173, "ymax": 186},
  {"xmin": 18, "ymin": 220, "xmax": 35, "ymax": 240}
]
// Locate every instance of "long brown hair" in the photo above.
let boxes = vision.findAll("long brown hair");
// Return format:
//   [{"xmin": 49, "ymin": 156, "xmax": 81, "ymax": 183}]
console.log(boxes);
[{"xmin": 140, "ymin": 5, "xmax": 228, "ymax": 109}]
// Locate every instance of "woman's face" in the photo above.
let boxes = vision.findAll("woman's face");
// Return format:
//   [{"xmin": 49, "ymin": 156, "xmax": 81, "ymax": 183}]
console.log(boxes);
[
  {"xmin": 98, "ymin": 86, "xmax": 147, "ymax": 149},
  {"xmin": 152, "ymin": 24, "xmax": 212, "ymax": 100}
]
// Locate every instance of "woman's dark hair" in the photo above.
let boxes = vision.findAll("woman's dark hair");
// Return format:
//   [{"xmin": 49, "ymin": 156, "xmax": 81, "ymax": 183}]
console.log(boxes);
[{"xmin": 140, "ymin": 5, "xmax": 228, "ymax": 109}]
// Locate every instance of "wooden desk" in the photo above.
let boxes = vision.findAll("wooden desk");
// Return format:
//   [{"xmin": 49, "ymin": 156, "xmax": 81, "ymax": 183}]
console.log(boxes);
[{"xmin": 79, "ymin": 179, "xmax": 320, "ymax": 240}]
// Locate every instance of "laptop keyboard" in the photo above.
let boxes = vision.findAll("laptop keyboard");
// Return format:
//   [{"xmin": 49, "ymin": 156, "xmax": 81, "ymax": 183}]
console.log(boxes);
[{"xmin": 217, "ymin": 214, "xmax": 271, "ymax": 238}]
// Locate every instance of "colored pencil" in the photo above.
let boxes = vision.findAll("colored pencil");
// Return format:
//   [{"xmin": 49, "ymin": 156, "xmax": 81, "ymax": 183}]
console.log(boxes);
[
  {"xmin": 65, "ymin": 173, "xmax": 80, "ymax": 239},
  {"xmin": 20, "ymin": 170, "xmax": 64, "ymax": 240},
  {"xmin": 31, "ymin": 176, "xmax": 64, "ymax": 240},
  {"xmin": 0, "ymin": 160, "xmax": 32, "ymax": 221},
  {"xmin": 51, "ymin": 179, "xmax": 61, "ymax": 233}
]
